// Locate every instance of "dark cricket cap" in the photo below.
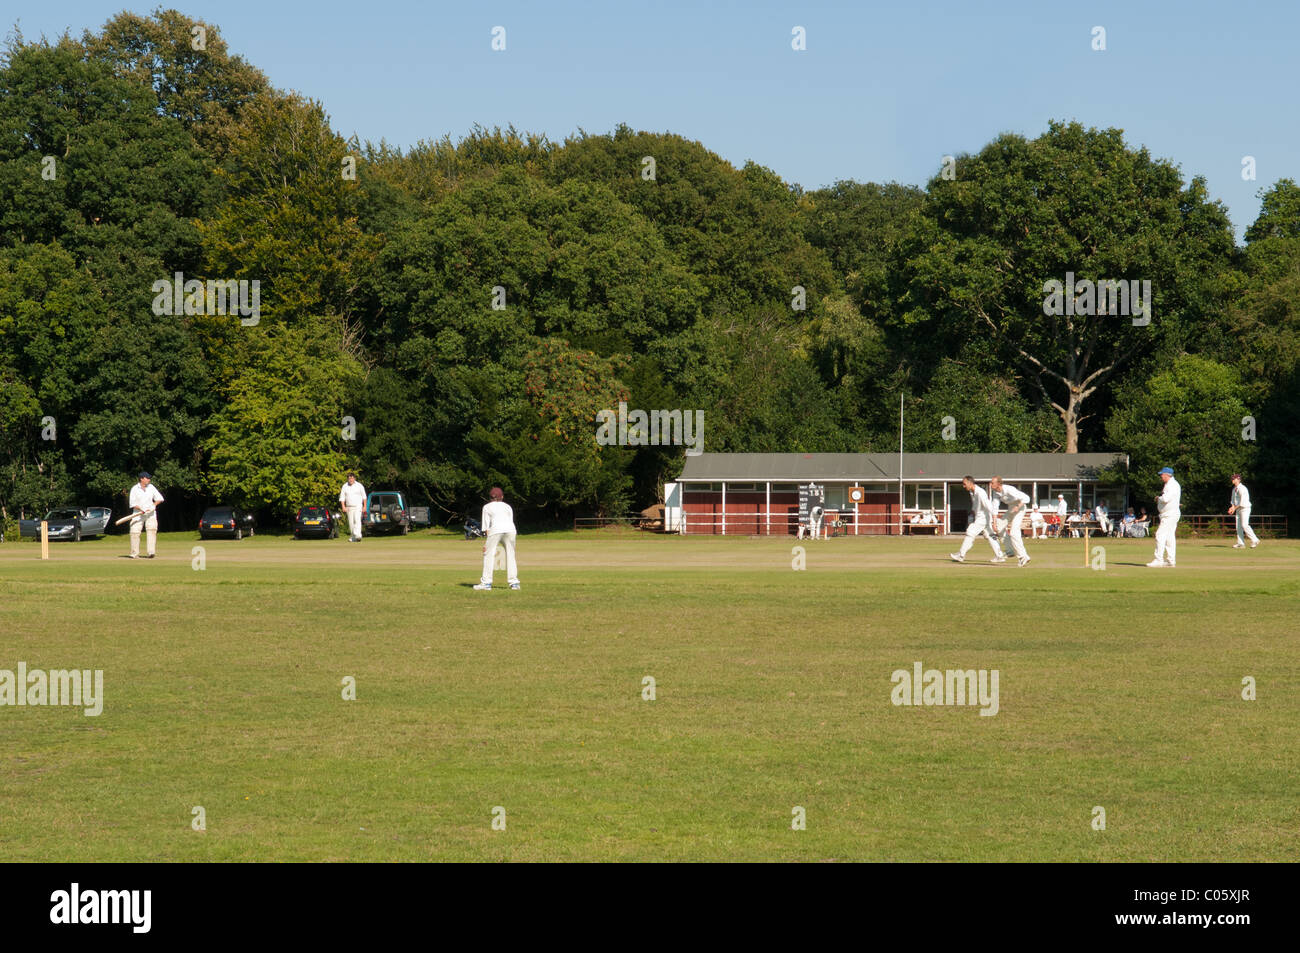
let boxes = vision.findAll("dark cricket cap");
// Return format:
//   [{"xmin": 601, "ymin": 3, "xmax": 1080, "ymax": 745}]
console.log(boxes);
[{"xmin": 139, "ymin": 471, "xmax": 152, "ymax": 479}]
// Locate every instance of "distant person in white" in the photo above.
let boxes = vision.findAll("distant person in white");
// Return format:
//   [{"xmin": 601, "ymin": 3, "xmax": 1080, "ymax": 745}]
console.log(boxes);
[
  {"xmin": 950, "ymin": 475, "xmax": 1004, "ymax": 563},
  {"xmin": 338, "ymin": 472, "xmax": 367, "ymax": 542},
  {"xmin": 1030, "ymin": 504, "xmax": 1047, "ymax": 539},
  {"xmin": 809, "ymin": 504, "xmax": 824, "ymax": 541},
  {"xmin": 128, "ymin": 471, "xmax": 164, "ymax": 558},
  {"xmin": 1095, "ymin": 500, "xmax": 1111, "ymax": 536},
  {"xmin": 990, "ymin": 476, "xmax": 1031, "ymax": 567},
  {"xmin": 1228, "ymin": 474, "xmax": 1259, "ymax": 549},
  {"xmin": 1055, "ymin": 494, "xmax": 1068, "ymax": 537},
  {"xmin": 474, "ymin": 487, "xmax": 520, "ymax": 591},
  {"xmin": 1147, "ymin": 467, "xmax": 1181, "ymax": 567}
]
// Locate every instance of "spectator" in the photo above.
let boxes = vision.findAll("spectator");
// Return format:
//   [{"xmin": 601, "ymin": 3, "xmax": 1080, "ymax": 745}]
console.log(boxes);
[
  {"xmin": 1131, "ymin": 507, "xmax": 1150, "ymax": 538},
  {"xmin": 1030, "ymin": 504, "xmax": 1048, "ymax": 539},
  {"xmin": 1095, "ymin": 500, "xmax": 1112, "ymax": 536}
]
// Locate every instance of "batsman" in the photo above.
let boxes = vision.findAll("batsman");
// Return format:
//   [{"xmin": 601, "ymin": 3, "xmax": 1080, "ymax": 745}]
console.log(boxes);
[{"xmin": 127, "ymin": 471, "xmax": 164, "ymax": 559}]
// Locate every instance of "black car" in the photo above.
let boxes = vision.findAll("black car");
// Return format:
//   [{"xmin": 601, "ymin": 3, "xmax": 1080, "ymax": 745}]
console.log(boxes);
[
  {"xmin": 198, "ymin": 506, "xmax": 256, "ymax": 540},
  {"xmin": 294, "ymin": 505, "xmax": 338, "ymax": 539}
]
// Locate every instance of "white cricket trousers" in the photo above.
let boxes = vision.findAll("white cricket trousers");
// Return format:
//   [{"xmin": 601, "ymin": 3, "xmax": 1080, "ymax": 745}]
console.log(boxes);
[
  {"xmin": 1236, "ymin": 506, "xmax": 1259, "ymax": 545},
  {"xmin": 1002, "ymin": 509, "xmax": 1028, "ymax": 559},
  {"xmin": 1154, "ymin": 515, "xmax": 1178, "ymax": 565},
  {"xmin": 129, "ymin": 512, "xmax": 158, "ymax": 557},
  {"xmin": 347, "ymin": 508, "xmax": 363, "ymax": 540},
  {"xmin": 958, "ymin": 515, "xmax": 1002, "ymax": 558},
  {"xmin": 482, "ymin": 532, "xmax": 519, "ymax": 586}
]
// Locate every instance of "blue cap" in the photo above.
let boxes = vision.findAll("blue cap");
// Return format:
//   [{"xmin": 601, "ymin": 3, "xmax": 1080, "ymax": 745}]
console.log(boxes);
[
  {"xmin": 1159, "ymin": 467, "xmax": 1174, "ymax": 476},
  {"xmin": 139, "ymin": 471, "xmax": 152, "ymax": 479}
]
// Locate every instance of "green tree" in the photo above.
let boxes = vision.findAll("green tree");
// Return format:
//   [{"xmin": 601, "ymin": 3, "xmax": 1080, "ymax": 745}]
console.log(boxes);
[
  {"xmin": 909, "ymin": 359, "xmax": 1061, "ymax": 452},
  {"xmin": 896, "ymin": 120, "xmax": 1236, "ymax": 452},
  {"xmin": 1104, "ymin": 355, "xmax": 1255, "ymax": 513},
  {"xmin": 204, "ymin": 322, "xmax": 360, "ymax": 517},
  {"xmin": 0, "ymin": 36, "xmax": 213, "ymax": 269},
  {"xmin": 199, "ymin": 92, "xmax": 378, "ymax": 329},
  {"xmin": 83, "ymin": 8, "xmax": 268, "ymax": 159},
  {"xmin": 548, "ymin": 125, "xmax": 836, "ymax": 316}
]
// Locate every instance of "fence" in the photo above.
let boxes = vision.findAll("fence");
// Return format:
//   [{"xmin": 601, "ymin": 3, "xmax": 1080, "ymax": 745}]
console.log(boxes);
[
  {"xmin": 679, "ymin": 511, "xmax": 938, "ymax": 536},
  {"xmin": 1177, "ymin": 514, "xmax": 1287, "ymax": 538},
  {"xmin": 573, "ymin": 515, "xmax": 662, "ymax": 531}
]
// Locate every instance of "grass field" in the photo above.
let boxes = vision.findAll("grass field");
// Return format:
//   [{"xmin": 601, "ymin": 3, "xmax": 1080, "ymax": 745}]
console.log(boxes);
[{"xmin": 2, "ymin": 528, "xmax": 1298, "ymax": 861}]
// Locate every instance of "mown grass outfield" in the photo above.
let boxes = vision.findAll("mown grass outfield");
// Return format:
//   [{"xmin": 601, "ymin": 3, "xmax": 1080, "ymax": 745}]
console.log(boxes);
[{"xmin": 2, "ymin": 528, "xmax": 1297, "ymax": 862}]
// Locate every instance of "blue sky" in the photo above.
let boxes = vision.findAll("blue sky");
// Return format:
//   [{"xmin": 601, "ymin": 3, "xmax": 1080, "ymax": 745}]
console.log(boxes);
[{"xmin": 12, "ymin": 0, "xmax": 1295, "ymax": 239}]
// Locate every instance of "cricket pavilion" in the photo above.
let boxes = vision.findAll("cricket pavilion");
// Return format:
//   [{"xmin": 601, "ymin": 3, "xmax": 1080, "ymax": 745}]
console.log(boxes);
[{"xmin": 667, "ymin": 452, "xmax": 1127, "ymax": 535}]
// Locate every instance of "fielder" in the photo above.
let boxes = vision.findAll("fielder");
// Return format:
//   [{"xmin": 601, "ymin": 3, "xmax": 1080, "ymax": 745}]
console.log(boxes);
[
  {"xmin": 1147, "ymin": 467, "xmax": 1181, "ymax": 568},
  {"xmin": 990, "ymin": 476, "xmax": 1031, "ymax": 567},
  {"xmin": 127, "ymin": 471, "xmax": 163, "ymax": 559},
  {"xmin": 950, "ymin": 475, "xmax": 1005, "ymax": 563},
  {"xmin": 1228, "ymin": 474, "xmax": 1260, "ymax": 549},
  {"xmin": 339, "ymin": 472, "xmax": 367, "ymax": 542},
  {"xmin": 474, "ymin": 487, "xmax": 520, "ymax": 591}
]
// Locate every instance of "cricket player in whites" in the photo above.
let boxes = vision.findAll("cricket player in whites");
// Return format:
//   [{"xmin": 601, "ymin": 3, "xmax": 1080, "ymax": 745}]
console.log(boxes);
[
  {"xmin": 1229, "ymin": 474, "xmax": 1260, "ymax": 549},
  {"xmin": 339, "ymin": 472, "xmax": 366, "ymax": 542},
  {"xmin": 951, "ymin": 475, "xmax": 1005, "ymax": 563},
  {"xmin": 990, "ymin": 476, "xmax": 1031, "ymax": 567},
  {"xmin": 474, "ymin": 487, "xmax": 520, "ymax": 591},
  {"xmin": 128, "ymin": 471, "xmax": 164, "ymax": 558},
  {"xmin": 1147, "ymin": 466, "xmax": 1181, "ymax": 568}
]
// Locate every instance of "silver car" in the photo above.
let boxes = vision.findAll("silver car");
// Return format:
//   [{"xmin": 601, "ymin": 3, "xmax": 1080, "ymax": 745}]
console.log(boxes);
[{"xmin": 18, "ymin": 506, "xmax": 113, "ymax": 541}]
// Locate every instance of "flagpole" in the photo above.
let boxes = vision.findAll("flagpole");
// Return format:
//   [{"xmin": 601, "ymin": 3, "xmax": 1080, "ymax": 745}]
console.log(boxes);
[{"xmin": 898, "ymin": 393, "xmax": 904, "ymax": 536}]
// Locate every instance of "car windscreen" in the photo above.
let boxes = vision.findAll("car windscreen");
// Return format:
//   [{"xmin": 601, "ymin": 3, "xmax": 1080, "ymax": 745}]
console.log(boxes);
[
  {"xmin": 203, "ymin": 508, "xmax": 234, "ymax": 518},
  {"xmin": 46, "ymin": 510, "xmax": 79, "ymax": 520},
  {"xmin": 301, "ymin": 508, "xmax": 330, "ymax": 517}
]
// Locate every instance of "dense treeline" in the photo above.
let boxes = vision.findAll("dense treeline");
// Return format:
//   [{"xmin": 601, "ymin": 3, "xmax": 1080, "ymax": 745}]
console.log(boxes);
[{"xmin": 2, "ymin": 11, "xmax": 1297, "ymax": 530}]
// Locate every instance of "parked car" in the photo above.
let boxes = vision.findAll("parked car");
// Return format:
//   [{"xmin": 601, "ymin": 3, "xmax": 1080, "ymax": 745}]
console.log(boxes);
[
  {"xmin": 198, "ymin": 506, "xmax": 256, "ymax": 540},
  {"xmin": 294, "ymin": 505, "xmax": 338, "ymax": 539},
  {"xmin": 365, "ymin": 491, "xmax": 412, "ymax": 535},
  {"xmin": 18, "ymin": 506, "xmax": 112, "ymax": 541}
]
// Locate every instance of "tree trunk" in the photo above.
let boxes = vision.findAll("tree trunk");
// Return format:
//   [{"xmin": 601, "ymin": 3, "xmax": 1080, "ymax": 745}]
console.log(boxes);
[{"xmin": 1063, "ymin": 386, "xmax": 1081, "ymax": 453}]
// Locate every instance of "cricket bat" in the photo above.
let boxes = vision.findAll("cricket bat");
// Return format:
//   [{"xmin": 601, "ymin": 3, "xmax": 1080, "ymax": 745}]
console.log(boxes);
[{"xmin": 114, "ymin": 508, "xmax": 154, "ymax": 526}]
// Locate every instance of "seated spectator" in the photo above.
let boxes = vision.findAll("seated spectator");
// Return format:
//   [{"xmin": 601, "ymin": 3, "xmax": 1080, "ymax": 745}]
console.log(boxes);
[
  {"xmin": 1120, "ymin": 508, "xmax": 1136, "ymax": 537},
  {"xmin": 1095, "ymin": 500, "xmax": 1112, "ymax": 536},
  {"xmin": 1030, "ymin": 504, "xmax": 1047, "ymax": 539},
  {"xmin": 920, "ymin": 509, "xmax": 937, "ymax": 524},
  {"xmin": 1130, "ymin": 507, "xmax": 1150, "ymax": 538},
  {"xmin": 1067, "ymin": 511, "xmax": 1083, "ymax": 538}
]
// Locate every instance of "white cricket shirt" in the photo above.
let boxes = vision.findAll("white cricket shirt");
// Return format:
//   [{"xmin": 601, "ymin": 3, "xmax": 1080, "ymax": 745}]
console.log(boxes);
[
  {"xmin": 481, "ymin": 500, "xmax": 516, "ymax": 535},
  {"xmin": 129, "ymin": 483, "xmax": 164, "ymax": 512},
  {"xmin": 339, "ymin": 481, "xmax": 367, "ymax": 509},
  {"xmin": 1157, "ymin": 478, "xmax": 1182, "ymax": 519}
]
